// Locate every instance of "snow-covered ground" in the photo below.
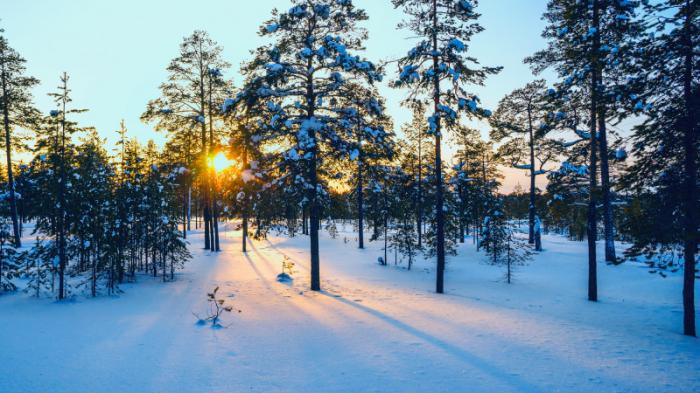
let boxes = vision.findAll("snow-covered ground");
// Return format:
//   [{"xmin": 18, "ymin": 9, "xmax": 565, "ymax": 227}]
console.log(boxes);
[{"xmin": 1, "ymin": 223, "xmax": 698, "ymax": 393}]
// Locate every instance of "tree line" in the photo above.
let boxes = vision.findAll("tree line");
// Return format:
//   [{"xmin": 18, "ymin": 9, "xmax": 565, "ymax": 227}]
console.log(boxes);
[{"xmin": 0, "ymin": 0, "xmax": 697, "ymax": 336}]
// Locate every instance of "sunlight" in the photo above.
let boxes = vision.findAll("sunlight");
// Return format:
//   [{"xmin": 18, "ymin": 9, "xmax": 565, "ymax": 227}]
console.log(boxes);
[{"xmin": 210, "ymin": 152, "xmax": 235, "ymax": 173}]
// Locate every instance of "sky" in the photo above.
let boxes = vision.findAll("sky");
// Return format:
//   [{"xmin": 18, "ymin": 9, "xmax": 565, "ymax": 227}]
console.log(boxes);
[{"xmin": 3, "ymin": 0, "xmax": 552, "ymax": 193}]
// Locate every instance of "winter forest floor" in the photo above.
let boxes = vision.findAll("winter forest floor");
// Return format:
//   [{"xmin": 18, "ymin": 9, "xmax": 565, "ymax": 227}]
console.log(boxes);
[{"xmin": 1, "ymin": 223, "xmax": 699, "ymax": 393}]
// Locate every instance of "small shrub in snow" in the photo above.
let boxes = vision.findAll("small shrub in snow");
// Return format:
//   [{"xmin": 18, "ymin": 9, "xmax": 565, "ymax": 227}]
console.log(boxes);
[
  {"xmin": 194, "ymin": 286, "xmax": 240, "ymax": 329},
  {"xmin": 276, "ymin": 256, "xmax": 295, "ymax": 283}
]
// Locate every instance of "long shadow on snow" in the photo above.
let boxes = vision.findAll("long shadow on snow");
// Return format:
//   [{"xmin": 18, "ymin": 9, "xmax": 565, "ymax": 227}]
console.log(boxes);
[{"xmin": 320, "ymin": 291, "xmax": 544, "ymax": 392}]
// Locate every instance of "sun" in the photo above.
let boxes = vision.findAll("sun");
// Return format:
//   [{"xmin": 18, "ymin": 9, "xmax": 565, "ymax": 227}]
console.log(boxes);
[{"xmin": 210, "ymin": 152, "xmax": 235, "ymax": 173}]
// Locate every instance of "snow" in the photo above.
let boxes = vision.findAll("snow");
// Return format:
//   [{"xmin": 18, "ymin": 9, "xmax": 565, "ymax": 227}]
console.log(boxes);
[
  {"xmin": 221, "ymin": 98, "xmax": 236, "ymax": 113},
  {"xmin": 448, "ymin": 38, "xmax": 465, "ymax": 52},
  {"xmin": 1, "ymin": 224, "xmax": 699, "ymax": 392},
  {"xmin": 241, "ymin": 169, "xmax": 255, "ymax": 183},
  {"xmin": 289, "ymin": 5, "xmax": 306, "ymax": 18},
  {"xmin": 615, "ymin": 148, "xmax": 628, "ymax": 160}
]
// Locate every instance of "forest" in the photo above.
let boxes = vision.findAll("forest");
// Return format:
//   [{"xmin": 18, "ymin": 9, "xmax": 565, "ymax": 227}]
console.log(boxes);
[{"xmin": 0, "ymin": 1, "xmax": 698, "ymax": 391}]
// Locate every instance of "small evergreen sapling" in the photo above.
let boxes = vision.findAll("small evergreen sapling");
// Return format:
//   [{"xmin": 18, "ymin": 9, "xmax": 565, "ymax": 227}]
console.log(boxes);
[
  {"xmin": 483, "ymin": 210, "xmax": 532, "ymax": 284},
  {"xmin": 0, "ymin": 216, "xmax": 20, "ymax": 292},
  {"xmin": 194, "ymin": 286, "xmax": 241, "ymax": 329},
  {"xmin": 326, "ymin": 218, "xmax": 338, "ymax": 239},
  {"xmin": 390, "ymin": 221, "xmax": 419, "ymax": 270},
  {"xmin": 24, "ymin": 239, "xmax": 57, "ymax": 298},
  {"xmin": 277, "ymin": 255, "xmax": 295, "ymax": 283}
]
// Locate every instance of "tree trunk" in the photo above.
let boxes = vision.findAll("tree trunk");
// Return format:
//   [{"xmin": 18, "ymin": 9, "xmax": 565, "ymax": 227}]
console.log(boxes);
[
  {"xmin": 681, "ymin": 0, "xmax": 697, "ymax": 337},
  {"xmin": 204, "ymin": 204, "xmax": 210, "ymax": 249},
  {"xmin": 590, "ymin": 2, "xmax": 616, "ymax": 263},
  {"xmin": 357, "ymin": 144, "xmax": 364, "ymax": 249},
  {"xmin": 57, "ymin": 76, "xmax": 68, "ymax": 301},
  {"xmin": 588, "ymin": 2, "xmax": 600, "ymax": 302},
  {"xmin": 416, "ymin": 128, "xmax": 423, "ymax": 248},
  {"xmin": 459, "ymin": 180, "xmax": 465, "ymax": 243},
  {"xmin": 527, "ymin": 107, "xmax": 537, "ymax": 248},
  {"xmin": 598, "ymin": 101, "xmax": 616, "ymax": 262},
  {"xmin": 213, "ymin": 195, "xmax": 220, "ymax": 251},
  {"xmin": 187, "ymin": 186, "xmax": 191, "ymax": 231},
  {"xmin": 242, "ymin": 148, "xmax": 249, "ymax": 253},
  {"xmin": 199, "ymin": 48, "xmax": 210, "ymax": 251},
  {"xmin": 302, "ymin": 208, "xmax": 308, "ymax": 235},
  {"xmin": 307, "ymin": 57, "xmax": 320, "ymax": 292},
  {"xmin": 507, "ymin": 239, "xmax": 512, "ymax": 284},
  {"xmin": 208, "ymin": 75, "xmax": 220, "ymax": 252},
  {"xmin": 432, "ymin": 0, "xmax": 445, "ymax": 294},
  {"xmin": 182, "ymin": 189, "xmax": 187, "ymax": 239}
]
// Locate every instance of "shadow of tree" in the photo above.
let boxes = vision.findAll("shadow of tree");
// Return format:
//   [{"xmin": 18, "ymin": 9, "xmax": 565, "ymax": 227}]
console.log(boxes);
[{"xmin": 321, "ymin": 291, "xmax": 544, "ymax": 392}]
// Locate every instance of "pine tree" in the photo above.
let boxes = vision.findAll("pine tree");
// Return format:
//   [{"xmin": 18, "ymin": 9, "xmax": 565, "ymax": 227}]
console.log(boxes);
[
  {"xmin": 0, "ymin": 214, "xmax": 21, "ymax": 292},
  {"xmin": 387, "ymin": 157, "xmax": 419, "ymax": 269},
  {"xmin": 0, "ymin": 27, "xmax": 39, "ymax": 247},
  {"xmin": 482, "ymin": 201, "xmax": 533, "ymax": 284},
  {"xmin": 528, "ymin": 0, "xmax": 643, "ymax": 299},
  {"xmin": 235, "ymin": 0, "xmax": 383, "ymax": 291},
  {"xmin": 44, "ymin": 73, "xmax": 86, "ymax": 300},
  {"xmin": 623, "ymin": 0, "xmax": 699, "ymax": 336},
  {"xmin": 453, "ymin": 133, "xmax": 501, "ymax": 248},
  {"xmin": 24, "ymin": 239, "xmax": 54, "ymax": 297},
  {"xmin": 342, "ymin": 83, "xmax": 394, "ymax": 250},
  {"xmin": 401, "ymin": 102, "xmax": 432, "ymax": 248},
  {"xmin": 70, "ymin": 131, "xmax": 115, "ymax": 296},
  {"xmin": 391, "ymin": 221, "xmax": 419, "ymax": 270},
  {"xmin": 221, "ymin": 101, "xmax": 264, "ymax": 253},
  {"xmin": 490, "ymin": 79, "xmax": 562, "ymax": 251},
  {"xmin": 423, "ymin": 158, "xmax": 459, "ymax": 259},
  {"xmin": 547, "ymin": 157, "xmax": 590, "ymax": 241},
  {"xmin": 142, "ymin": 30, "xmax": 231, "ymax": 251},
  {"xmin": 393, "ymin": 0, "xmax": 501, "ymax": 293},
  {"xmin": 365, "ymin": 164, "xmax": 395, "ymax": 265}
]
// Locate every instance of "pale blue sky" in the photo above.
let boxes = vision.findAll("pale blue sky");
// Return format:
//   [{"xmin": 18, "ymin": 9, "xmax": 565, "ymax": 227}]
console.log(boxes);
[{"xmin": 3, "ymin": 0, "xmax": 550, "ymax": 191}]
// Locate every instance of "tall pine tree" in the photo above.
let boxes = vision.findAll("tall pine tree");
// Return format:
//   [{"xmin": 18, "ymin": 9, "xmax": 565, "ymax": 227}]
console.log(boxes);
[
  {"xmin": 393, "ymin": 0, "xmax": 500, "ymax": 293},
  {"xmin": 235, "ymin": 0, "xmax": 384, "ymax": 291},
  {"xmin": 0, "ymin": 28, "xmax": 39, "ymax": 247}
]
